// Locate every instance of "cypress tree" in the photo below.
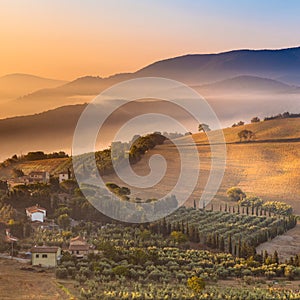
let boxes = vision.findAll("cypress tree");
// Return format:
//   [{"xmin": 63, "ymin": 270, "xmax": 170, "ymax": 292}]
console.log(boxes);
[
  {"xmin": 228, "ymin": 234, "xmax": 232, "ymax": 254},
  {"xmin": 219, "ymin": 236, "xmax": 225, "ymax": 252},
  {"xmin": 273, "ymin": 250, "xmax": 279, "ymax": 264}
]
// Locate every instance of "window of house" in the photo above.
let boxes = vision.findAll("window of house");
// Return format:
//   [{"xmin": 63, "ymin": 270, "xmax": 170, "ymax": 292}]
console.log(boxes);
[
  {"xmin": 76, "ymin": 250, "xmax": 79, "ymax": 254},
  {"xmin": 42, "ymin": 254, "xmax": 48, "ymax": 258},
  {"xmin": 36, "ymin": 254, "xmax": 39, "ymax": 258}
]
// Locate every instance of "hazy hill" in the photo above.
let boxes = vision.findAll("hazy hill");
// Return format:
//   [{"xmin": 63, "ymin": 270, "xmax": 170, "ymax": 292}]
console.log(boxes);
[
  {"xmin": 0, "ymin": 104, "xmax": 86, "ymax": 161},
  {"xmin": 1, "ymin": 46, "xmax": 300, "ymax": 119},
  {"xmin": 195, "ymin": 75, "xmax": 299, "ymax": 94},
  {"xmin": 0, "ymin": 73, "xmax": 67, "ymax": 102},
  {"xmin": 0, "ymin": 99, "xmax": 195, "ymax": 161}
]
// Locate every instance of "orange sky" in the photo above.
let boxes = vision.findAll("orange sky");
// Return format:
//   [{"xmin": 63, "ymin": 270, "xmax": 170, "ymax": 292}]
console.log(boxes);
[{"xmin": 1, "ymin": 1, "xmax": 300, "ymax": 80}]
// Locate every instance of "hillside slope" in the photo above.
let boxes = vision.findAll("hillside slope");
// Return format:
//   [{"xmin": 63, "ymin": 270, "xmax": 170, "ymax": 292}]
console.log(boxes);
[{"xmin": 102, "ymin": 118, "xmax": 300, "ymax": 214}]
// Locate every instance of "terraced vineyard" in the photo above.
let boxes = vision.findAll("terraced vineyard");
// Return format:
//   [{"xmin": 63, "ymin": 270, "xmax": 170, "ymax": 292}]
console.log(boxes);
[{"xmin": 153, "ymin": 207, "xmax": 297, "ymax": 256}]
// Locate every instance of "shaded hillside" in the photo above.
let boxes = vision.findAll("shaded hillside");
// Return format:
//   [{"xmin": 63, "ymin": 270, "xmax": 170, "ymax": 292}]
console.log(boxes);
[
  {"xmin": 0, "ymin": 100, "xmax": 196, "ymax": 161},
  {"xmin": 0, "ymin": 104, "xmax": 86, "ymax": 161}
]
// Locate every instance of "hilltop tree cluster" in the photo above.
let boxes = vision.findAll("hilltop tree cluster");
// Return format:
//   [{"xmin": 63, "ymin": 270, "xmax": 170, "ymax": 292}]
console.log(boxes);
[{"xmin": 226, "ymin": 187, "xmax": 293, "ymax": 216}]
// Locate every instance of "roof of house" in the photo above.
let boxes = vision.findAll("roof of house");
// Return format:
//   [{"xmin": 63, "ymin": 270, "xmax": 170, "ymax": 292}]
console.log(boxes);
[
  {"xmin": 28, "ymin": 209, "xmax": 45, "ymax": 214},
  {"xmin": 7, "ymin": 176, "xmax": 29, "ymax": 184},
  {"xmin": 29, "ymin": 171, "xmax": 48, "ymax": 176},
  {"xmin": 70, "ymin": 236, "xmax": 86, "ymax": 243},
  {"xmin": 69, "ymin": 236, "xmax": 89, "ymax": 251},
  {"xmin": 26, "ymin": 205, "xmax": 46, "ymax": 213},
  {"xmin": 31, "ymin": 246, "xmax": 59, "ymax": 253},
  {"xmin": 69, "ymin": 244, "xmax": 90, "ymax": 251}
]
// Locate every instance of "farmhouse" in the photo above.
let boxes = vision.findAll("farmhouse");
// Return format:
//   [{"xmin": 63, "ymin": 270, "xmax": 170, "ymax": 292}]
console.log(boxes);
[
  {"xmin": 7, "ymin": 176, "xmax": 29, "ymax": 190},
  {"xmin": 28, "ymin": 171, "xmax": 50, "ymax": 184},
  {"xmin": 7, "ymin": 171, "xmax": 50, "ymax": 190},
  {"xmin": 69, "ymin": 236, "xmax": 90, "ymax": 258},
  {"xmin": 31, "ymin": 246, "xmax": 61, "ymax": 267},
  {"xmin": 25, "ymin": 205, "xmax": 47, "ymax": 222},
  {"xmin": 58, "ymin": 170, "xmax": 71, "ymax": 183}
]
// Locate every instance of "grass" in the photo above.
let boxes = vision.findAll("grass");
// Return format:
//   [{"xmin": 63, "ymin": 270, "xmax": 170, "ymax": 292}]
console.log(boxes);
[{"xmin": 56, "ymin": 281, "xmax": 77, "ymax": 300}]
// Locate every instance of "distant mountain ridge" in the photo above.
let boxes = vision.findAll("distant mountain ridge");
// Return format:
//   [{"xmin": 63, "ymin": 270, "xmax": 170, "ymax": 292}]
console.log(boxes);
[
  {"xmin": 195, "ymin": 75, "xmax": 300, "ymax": 94},
  {"xmin": 136, "ymin": 46, "xmax": 300, "ymax": 84},
  {"xmin": 11, "ymin": 46, "xmax": 300, "ymax": 99},
  {"xmin": 0, "ymin": 46, "xmax": 300, "ymax": 120}
]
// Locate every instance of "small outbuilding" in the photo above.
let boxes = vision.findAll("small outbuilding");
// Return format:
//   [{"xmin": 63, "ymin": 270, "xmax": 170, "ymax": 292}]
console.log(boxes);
[{"xmin": 31, "ymin": 245, "xmax": 61, "ymax": 267}]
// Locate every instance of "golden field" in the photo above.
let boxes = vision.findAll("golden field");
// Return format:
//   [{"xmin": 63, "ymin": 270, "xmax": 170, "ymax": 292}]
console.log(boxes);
[{"xmin": 103, "ymin": 118, "xmax": 300, "ymax": 214}]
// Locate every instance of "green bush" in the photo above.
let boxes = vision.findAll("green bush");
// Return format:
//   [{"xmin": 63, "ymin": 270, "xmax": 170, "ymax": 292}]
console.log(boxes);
[{"xmin": 55, "ymin": 267, "xmax": 68, "ymax": 279}]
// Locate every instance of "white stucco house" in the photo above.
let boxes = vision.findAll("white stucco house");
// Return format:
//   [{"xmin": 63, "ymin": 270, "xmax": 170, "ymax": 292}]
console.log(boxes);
[
  {"xmin": 26, "ymin": 205, "xmax": 47, "ymax": 222},
  {"xmin": 59, "ymin": 172, "xmax": 69, "ymax": 183}
]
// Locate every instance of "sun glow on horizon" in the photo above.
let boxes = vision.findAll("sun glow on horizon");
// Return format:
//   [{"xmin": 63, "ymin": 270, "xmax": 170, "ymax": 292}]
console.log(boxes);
[{"xmin": 1, "ymin": 0, "xmax": 300, "ymax": 80}]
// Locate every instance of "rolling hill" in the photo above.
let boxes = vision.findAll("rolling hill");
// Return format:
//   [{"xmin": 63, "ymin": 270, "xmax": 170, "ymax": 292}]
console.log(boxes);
[
  {"xmin": 101, "ymin": 118, "xmax": 300, "ymax": 214},
  {"xmin": 1, "ymin": 118, "xmax": 300, "ymax": 215}
]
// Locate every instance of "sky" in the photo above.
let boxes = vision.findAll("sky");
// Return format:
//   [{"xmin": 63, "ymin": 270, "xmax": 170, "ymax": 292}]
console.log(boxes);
[{"xmin": 1, "ymin": 0, "xmax": 300, "ymax": 80}]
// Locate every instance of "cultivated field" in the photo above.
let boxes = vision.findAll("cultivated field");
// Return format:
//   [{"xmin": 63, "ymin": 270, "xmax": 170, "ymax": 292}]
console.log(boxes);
[
  {"xmin": 0, "ymin": 259, "xmax": 73, "ymax": 300},
  {"xmin": 0, "ymin": 157, "xmax": 70, "ymax": 179},
  {"xmin": 104, "ymin": 118, "xmax": 300, "ymax": 214}
]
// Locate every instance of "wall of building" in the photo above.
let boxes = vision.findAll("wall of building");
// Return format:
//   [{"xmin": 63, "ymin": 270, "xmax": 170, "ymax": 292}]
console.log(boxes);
[
  {"xmin": 31, "ymin": 212, "xmax": 44, "ymax": 222},
  {"xmin": 32, "ymin": 252, "xmax": 57, "ymax": 267}
]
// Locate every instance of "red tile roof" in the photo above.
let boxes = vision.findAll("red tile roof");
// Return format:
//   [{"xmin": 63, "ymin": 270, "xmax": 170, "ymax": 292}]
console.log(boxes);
[
  {"xmin": 26, "ymin": 205, "xmax": 46, "ymax": 213},
  {"xmin": 69, "ymin": 244, "xmax": 89, "ymax": 251},
  {"xmin": 69, "ymin": 236, "xmax": 89, "ymax": 251},
  {"xmin": 70, "ymin": 236, "xmax": 85, "ymax": 243}
]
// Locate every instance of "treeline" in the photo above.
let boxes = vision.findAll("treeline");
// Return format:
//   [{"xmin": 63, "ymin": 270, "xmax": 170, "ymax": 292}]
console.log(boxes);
[
  {"xmin": 264, "ymin": 111, "xmax": 300, "ymax": 121},
  {"xmin": 0, "ymin": 151, "xmax": 68, "ymax": 168},
  {"xmin": 226, "ymin": 187, "xmax": 293, "ymax": 216},
  {"xmin": 23, "ymin": 151, "xmax": 69, "ymax": 161},
  {"xmin": 77, "ymin": 132, "xmax": 167, "ymax": 177},
  {"xmin": 231, "ymin": 111, "xmax": 300, "ymax": 128},
  {"xmin": 129, "ymin": 132, "xmax": 166, "ymax": 164}
]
